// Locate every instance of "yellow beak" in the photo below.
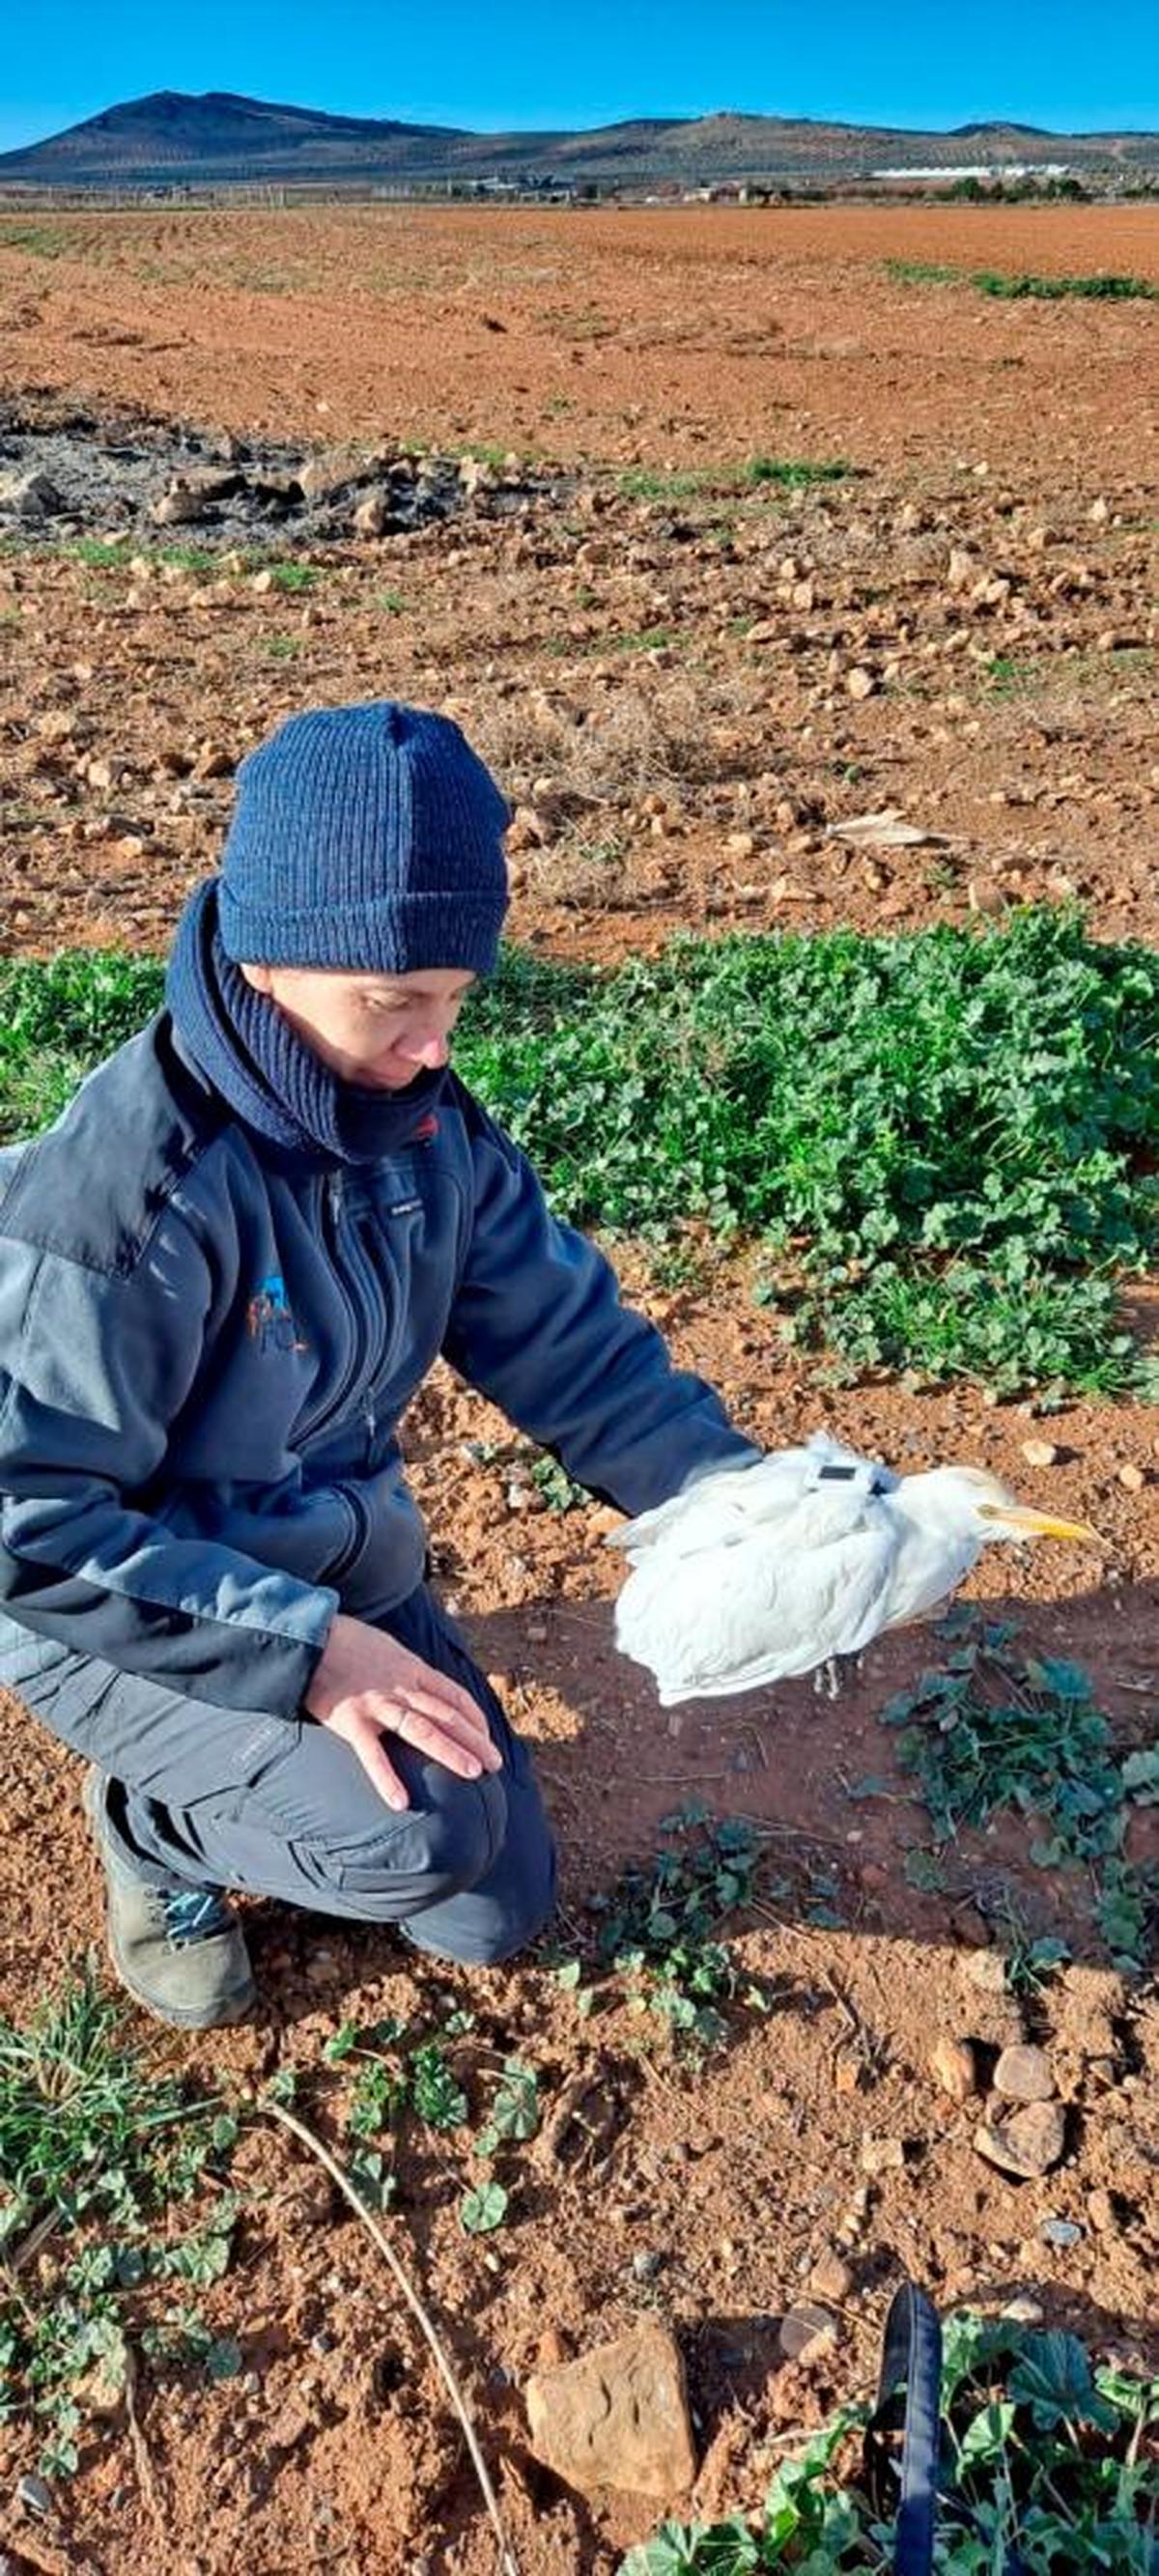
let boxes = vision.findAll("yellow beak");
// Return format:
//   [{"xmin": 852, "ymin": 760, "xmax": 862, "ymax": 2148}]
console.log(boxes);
[{"xmin": 978, "ymin": 1502, "xmax": 1104, "ymax": 1543}]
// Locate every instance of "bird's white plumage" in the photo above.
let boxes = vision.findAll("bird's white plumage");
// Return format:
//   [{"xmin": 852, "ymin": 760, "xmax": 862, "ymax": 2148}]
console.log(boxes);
[
  {"xmin": 608, "ymin": 1431, "xmax": 873, "ymax": 1564},
  {"xmin": 609, "ymin": 1434, "xmax": 1084, "ymax": 1706}
]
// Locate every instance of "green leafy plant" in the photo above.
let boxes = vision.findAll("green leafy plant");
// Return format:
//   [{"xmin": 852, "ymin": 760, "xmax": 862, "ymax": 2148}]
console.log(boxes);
[
  {"xmin": 743, "ymin": 456, "xmax": 855, "ymax": 488},
  {"xmin": 613, "ymin": 625, "xmax": 676, "ymax": 653},
  {"xmin": 476, "ymin": 2058, "xmax": 541, "ymax": 2155},
  {"xmin": 590, "ymin": 1807, "xmax": 762, "ymax": 2051},
  {"xmin": 0, "ymin": 222, "xmax": 72, "ymax": 257},
  {"xmin": 529, "ymin": 1455, "xmax": 592, "ymax": 1513},
  {"xmin": 885, "ymin": 258, "xmax": 959, "ymax": 286},
  {"xmin": 259, "ymin": 559, "xmax": 320, "ymax": 591},
  {"xmin": 460, "ymin": 2182, "xmax": 508, "ymax": 2234},
  {"xmin": 0, "ymin": 1964, "xmax": 236, "ymax": 2473},
  {"xmin": 881, "ymin": 1613, "xmax": 1158, "ymax": 1970},
  {"xmin": 8, "ymin": 911, "xmax": 1159, "ymax": 1392},
  {"xmin": 972, "ymin": 269, "xmax": 1159, "ymax": 300},
  {"xmin": 459, "ymin": 911, "xmax": 1159, "ymax": 1393},
  {"xmin": 620, "ymin": 2316, "xmax": 1158, "ymax": 2572},
  {"xmin": 409, "ymin": 2039, "xmax": 468, "ymax": 2133},
  {"xmin": 616, "ymin": 467, "xmax": 721, "ymax": 501},
  {"xmin": 884, "ymin": 262, "xmax": 1158, "ymax": 303}
]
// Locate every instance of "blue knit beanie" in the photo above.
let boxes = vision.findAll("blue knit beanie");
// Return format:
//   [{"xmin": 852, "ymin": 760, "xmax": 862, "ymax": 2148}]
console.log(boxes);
[{"xmin": 216, "ymin": 700, "xmax": 511, "ymax": 974}]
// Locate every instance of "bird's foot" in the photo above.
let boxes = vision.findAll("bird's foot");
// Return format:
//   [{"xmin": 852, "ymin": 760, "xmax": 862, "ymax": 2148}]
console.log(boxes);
[{"xmin": 812, "ymin": 1652, "xmax": 862, "ymax": 1701}]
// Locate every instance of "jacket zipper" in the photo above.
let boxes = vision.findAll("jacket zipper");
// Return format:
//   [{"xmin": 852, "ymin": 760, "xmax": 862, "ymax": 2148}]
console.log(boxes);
[
  {"xmin": 295, "ymin": 1174, "xmax": 373, "ymax": 1450},
  {"xmin": 297, "ymin": 1173, "xmax": 399, "ymax": 1462},
  {"xmin": 336, "ymin": 1182, "xmax": 392, "ymax": 1459}
]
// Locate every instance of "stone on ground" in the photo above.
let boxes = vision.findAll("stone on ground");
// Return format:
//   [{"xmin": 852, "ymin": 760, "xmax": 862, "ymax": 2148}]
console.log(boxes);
[{"xmin": 524, "ymin": 2319, "xmax": 695, "ymax": 2499}]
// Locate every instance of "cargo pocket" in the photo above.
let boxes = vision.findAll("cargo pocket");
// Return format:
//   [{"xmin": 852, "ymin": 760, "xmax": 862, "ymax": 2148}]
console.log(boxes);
[{"xmin": 0, "ymin": 1619, "xmax": 121, "ymax": 1740}]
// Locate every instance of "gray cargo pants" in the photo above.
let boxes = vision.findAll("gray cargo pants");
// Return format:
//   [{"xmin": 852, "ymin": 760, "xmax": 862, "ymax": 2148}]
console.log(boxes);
[{"xmin": 0, "ymin": 1589, "xmax": 556, "ymax": 1967}]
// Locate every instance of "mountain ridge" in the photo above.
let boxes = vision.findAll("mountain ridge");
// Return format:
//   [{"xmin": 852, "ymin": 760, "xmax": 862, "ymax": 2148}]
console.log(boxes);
[{"xmin": 0, "ymin": 88, "xmax": 1154, "ymax": 189}]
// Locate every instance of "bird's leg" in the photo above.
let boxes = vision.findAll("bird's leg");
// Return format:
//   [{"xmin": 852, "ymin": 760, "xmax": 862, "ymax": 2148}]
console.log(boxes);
[{"xmin": 813, "ymin": 1651, "xmax": 863, "ymax": 1701}]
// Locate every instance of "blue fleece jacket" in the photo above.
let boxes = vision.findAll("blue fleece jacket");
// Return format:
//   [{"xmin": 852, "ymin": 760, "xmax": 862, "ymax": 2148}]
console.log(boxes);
[{"xmin": 0, "ymin": 1002, "xmax": 759, "ymax": 1721}]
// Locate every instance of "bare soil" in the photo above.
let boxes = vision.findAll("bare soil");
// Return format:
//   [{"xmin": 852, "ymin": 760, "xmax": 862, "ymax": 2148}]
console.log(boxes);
[{"xmin": 0, "ymin": 205, "xmax": 1157, "ymax": 2576}]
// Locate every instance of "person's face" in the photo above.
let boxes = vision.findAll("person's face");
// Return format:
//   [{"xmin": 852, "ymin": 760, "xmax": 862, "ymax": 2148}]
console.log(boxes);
[{"xmin": 240, "ymin": 962, "xmax": 476, "ymax": 1090}]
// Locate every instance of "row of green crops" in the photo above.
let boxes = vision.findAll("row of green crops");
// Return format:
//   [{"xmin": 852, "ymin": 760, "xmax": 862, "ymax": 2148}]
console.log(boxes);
[{"xmin": 3, "ymin": 908, "xmax": 1158, "ymax": 1395}]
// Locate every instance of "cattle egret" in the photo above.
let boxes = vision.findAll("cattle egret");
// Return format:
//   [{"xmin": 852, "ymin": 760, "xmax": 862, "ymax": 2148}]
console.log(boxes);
[{"xmin": 608, "ymin": 1431, "xmax": 1100, "ymax": 1707}]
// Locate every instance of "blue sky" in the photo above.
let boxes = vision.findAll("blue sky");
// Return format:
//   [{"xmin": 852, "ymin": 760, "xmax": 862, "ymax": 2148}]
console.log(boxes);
[{"xmin": 1, "ymin": 0, "xmax": 1155, "ymax": 156}]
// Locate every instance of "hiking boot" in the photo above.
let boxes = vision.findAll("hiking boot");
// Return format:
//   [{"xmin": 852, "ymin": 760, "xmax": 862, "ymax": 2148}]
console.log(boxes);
[{"xmin": 81, "ymin": 1767, "xmax": 256, "ymax": 2030}]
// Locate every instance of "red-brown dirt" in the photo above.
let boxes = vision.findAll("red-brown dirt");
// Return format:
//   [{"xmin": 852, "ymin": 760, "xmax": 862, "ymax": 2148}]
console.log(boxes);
[{"xmin": 0, "ymin": 204, "xmax": 1156, "ymax": 2576}]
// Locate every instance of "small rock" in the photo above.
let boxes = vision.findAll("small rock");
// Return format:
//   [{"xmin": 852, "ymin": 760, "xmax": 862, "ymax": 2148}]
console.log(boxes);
[
  {"xmin": 930, "ymin": 2035, "xmax": 980, "ymax": 2102},
  {"xmin": 299, "ymin": 450, "xmax": 360, "ymax": 501},
  {"xmin": 1117, "ymin": 1462, "xmax": 1146, "ymax": 1492},
  {"xmin": 1088, "ymin": 496, "xmax": 1110, "ymax": 524},
  {"xmin": 1002, "ymin": 2293, "xmax": 1045, "ymax": 2322},
  {"xmin": 173, "ymin": 465, "xmax": 245, "ymax": 504},
  {"xmin": 250, "ymin": 567, "xmax": 276, "ymax": 593},
  {"xmin": 0, "ymin": 467, "xmax": 65, "ymax": 518},
  {"xmin": 16, "ymin": 2472, "xmax": 53, "ymax": 2516},
  {"xmin": 964, "ymin": 1948, "xmax": 1008, "ymax": 1995},
  {"xmin": 507, "ymin": 805, "xmax": 546, "ymax": 852},
  {"xmin": 282, "ymin": 2167, "xmax": 335, "ymax": 2229},
  {"xmin": 1057, "ymin": 1963, "xmax": 1123, "ymax": 2061},
  {"xmin": 947, "ymin": 547, "xmax": 975, "ymax": 588},
  {"xmin": 845, "ymin": 665, "xmax": 876, "ymax": 701},
  {"xmin": 1039, "ymin": 2217, "xmax": 1083, "ymax": 2249},
  {"xmin": 993, "ymin": 2044, "xmax": 1056, "ymax": 2105},
  {"xmin": 353, "ymin": 489, "xmax": 397, "ymax": 538},
  {"xmin": 267, "ymin": 2395, "xmax": 316, "ymax": 2452},
  {"xmin": 808, "ymin": 2250, "xmax": 855, "ymax": 2303},
  {"xmin": 725, "ymin": 830, "xmax": 755, "ymax": 857},
  {"xmin": 975, "ymin": 2099, "xmax": 1066, "ymax": 2179},
  {"xmin": 1086, "ymin": 2187, "xmax": 1117, "ymax": 2233},
  {"xmin": 459, "ymin": 454, "xmax": 497, "ymax": 496},
  {"xmin": 150, "ymin": 487, "xmax": 205, "ymax": 526},
  {"xmin": 778, "ymin": 2303, "xmax": 838, "ymax": 2363},
  {"xmin": 525, "ymin": 2320, "xmax": 696, "ymax": 2499},
  {"xmin": 1020, "ymin": 1438, "xmax": 1060, "ymax": 1468},
  {"xmin": 632, "ymin": 2249, "xmax": 664, "ymax": 2281},
  {"xmin": 861, "ymin": 2135, "xmax": 907, "ymax": 2176}
]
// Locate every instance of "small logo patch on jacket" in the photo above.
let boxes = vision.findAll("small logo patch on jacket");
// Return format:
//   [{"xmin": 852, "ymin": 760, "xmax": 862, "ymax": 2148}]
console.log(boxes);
[{"xmin": 247, "ymin": 1272, "xmax": 308, "ymax": 1353}]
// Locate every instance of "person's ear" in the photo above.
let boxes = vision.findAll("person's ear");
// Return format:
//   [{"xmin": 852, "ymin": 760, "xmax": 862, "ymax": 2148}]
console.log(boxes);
[{"xmin": 240, "ymin": 963, "xmax": 274, "ymax": 995}]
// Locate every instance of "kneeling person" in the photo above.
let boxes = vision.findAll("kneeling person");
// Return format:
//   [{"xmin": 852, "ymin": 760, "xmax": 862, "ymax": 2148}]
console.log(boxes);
[{"xmin": 0, "ymin": 700, "xmax": 759, "ymax": 2026}]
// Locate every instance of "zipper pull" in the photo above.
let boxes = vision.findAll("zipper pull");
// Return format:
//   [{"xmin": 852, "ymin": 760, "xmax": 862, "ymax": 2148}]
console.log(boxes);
[{"xmin": 327, "ymin": 1173, "xmax": 343, "ymax": 1224}]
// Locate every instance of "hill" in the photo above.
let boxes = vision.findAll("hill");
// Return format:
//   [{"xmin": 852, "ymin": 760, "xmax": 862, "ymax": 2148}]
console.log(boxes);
[{"xmin": 0, "ymin": 89, "xmax": 1154, "ymax": 190}]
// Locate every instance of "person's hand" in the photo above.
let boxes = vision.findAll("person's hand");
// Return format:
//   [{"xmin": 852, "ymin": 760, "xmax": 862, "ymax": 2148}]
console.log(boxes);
[{"xmin": 304, "ymin": 1612, "xmax": 501, "ymax": 1814}]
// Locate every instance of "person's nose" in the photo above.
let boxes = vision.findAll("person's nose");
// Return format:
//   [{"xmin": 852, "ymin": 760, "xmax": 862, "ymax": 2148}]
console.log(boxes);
[{"xmin": 399, "ymin": 1025, "xmax": 451, "ymax": 1068}]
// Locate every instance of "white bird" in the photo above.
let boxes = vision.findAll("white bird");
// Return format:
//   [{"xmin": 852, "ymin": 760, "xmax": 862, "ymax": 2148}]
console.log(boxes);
[{"xmin": 608, "ymin": 1430, "xmax": 1099, "ymax": 1707}]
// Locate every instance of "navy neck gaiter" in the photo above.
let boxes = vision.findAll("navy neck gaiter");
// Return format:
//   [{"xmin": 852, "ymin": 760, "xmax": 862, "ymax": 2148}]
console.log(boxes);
[{"xmin": 165, "ymin": 880, "xmax": 446, "ymax": 1166}]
